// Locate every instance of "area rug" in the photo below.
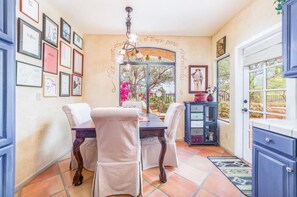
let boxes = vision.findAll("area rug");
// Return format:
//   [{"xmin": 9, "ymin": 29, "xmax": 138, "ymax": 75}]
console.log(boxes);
[{"xmin": 208, "ymin": 156, "xmax": 252, "ymax": 197}]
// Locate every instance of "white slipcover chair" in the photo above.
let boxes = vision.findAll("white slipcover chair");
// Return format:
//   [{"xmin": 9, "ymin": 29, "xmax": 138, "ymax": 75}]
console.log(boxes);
[
  {"xmin": 122, "ymin": 101, "xmax": 143, "ymax": 112},
  {"xmin": 91, "ymin": 108, "xmax": 143, "ymax": 197},
  {"xmin": 141, "ymin": 103, "xmax": 185, "ymax": 170},
  {"xmin": 62, "ymin": 103, "xmax": 97, "ymax": 171}
]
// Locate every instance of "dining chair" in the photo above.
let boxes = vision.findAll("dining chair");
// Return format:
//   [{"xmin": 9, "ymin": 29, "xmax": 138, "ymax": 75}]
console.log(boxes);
[
  {"xmin": 122, "ymin": 101, "xmax": 143, "ymax": 112},
  {"xmin": 141, "ymin": 103, "xmax": 185, "ymax": 170},
  {"xmin": 91, "ymin": 108, "xmax": 142, "ymax": 197},
  {"xmin": 62, "ymin": 103, "xmax": 97, "ymax": 171}
]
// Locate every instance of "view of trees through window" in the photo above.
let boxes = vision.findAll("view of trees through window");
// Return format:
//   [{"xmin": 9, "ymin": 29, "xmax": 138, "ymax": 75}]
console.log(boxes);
[{"xmin": 217, "ymin": 56, "xmax": 230, "ymax": 121}]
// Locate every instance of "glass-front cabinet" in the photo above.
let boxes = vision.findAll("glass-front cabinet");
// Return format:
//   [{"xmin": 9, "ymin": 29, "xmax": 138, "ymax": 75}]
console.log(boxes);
[{"xmin": 184, "ymin": 102, "xmax": 218, "ymax": 145}]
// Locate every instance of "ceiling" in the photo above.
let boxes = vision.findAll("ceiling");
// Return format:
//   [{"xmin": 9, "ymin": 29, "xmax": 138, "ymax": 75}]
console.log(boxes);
[{"xmin": 48, "ymin": 0, "xmax": 251, "ymax": 36}]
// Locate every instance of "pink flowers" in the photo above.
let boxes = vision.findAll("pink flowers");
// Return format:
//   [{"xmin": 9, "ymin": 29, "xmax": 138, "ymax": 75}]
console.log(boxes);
[{"xmin": 120, "ymin": 81, "xmax": 130, "ymax": 104}]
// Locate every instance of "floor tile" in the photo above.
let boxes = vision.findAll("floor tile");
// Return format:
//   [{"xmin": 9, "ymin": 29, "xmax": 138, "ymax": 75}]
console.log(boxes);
[
  {"xmin": 175, "ymin": 163, "xmax": 209, "ymax": 186},
  {"xmin": 28, "ymin": 164, "xmax": 60, "ymax": 184},
  {"xmin": 142, "ymin": 167, "xmax": 174, "ymax": 187},
  {"xmin": 185, "ymin": 155, "xmax": 214, "ymax": 172},
  {"xmin": 143, "ymin": 180, "xmax": 155, "ymax": 196},
  {"xmin": 58, "ymin": 158, "xmax": 71, "ymax": 173},
  {"xmin": 20, "ymin": 175, "xmax": 64, "ymax": 197},
  {"xmin": 60, "ymin": 152, "xmax": 71, "ymax": 161},
  {"xmin": 68, "ymin": 177, "xmax": 93, "ymax": 197},
  {"xmin": 62, "ymin": 169, "xmax": 94, "ymax": 188},
  {"xmin": 203, "ymin": 146, "xmax": 225, "ymax": 154},
  {"xmin": 158, "ymin": 174, "xmax": 198, "ymax": 197},
  {"xmin": 52, "ymin": 190, "xmax": 68, "ymax": 197},
  {"xmin": 196, "ymin": 189, "xmax": 216, "ymax": 197},
  {"xmin": 14, "ymin": 192, "xmax": 19, "ymax": 197},
  {"xmin": 176, "ymin": 149, "xmax": 195, "ymax": 163},
  {"xmin": 176, "ymin": 141, "xmax": 201, "ymax": 154},
  {"xmin": 210, "ymin": 166, "xmax": 224, "ymax": 177},
  {"xmin": 202, "ymin": 174, "xmax": 241, "ymax": 197},
  {"xmin": 197, "ymin": 149, "xmax": 223, "ymax": 158},
  {"xmin": 148, "ymin": 189, "xmax": 168, "ymax": 197}
]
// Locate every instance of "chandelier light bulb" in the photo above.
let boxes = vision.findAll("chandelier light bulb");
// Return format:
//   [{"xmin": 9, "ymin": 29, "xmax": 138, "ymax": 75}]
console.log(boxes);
[{"xmin": 135, "ymin": 50, "xmax": 143, "ymax": 59}]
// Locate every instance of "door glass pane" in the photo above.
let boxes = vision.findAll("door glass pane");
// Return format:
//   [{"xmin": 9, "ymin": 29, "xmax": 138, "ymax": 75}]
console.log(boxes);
[
  {"xmin": 250, "ymin": 70, "xmax": 263, "ymax": 90},
  {"xmin": 249, "ymin": 62, "xmax": 264, "ymax": 70},
  {"xmin": 249, "ymin": 92, "xmax": 263, "ymax": 111},
  {"xmin": 249, "ymin": 112, "xmax": 264, "ymax": 119},
  {"xmin": 266, "ymin": 66, "xmax": 285, "ymax": 89},
  {"xmin": 149, "ymin": 65, "xmax": 175, "ymax": 113},
  {"xmin": 266, "ymin": 114, "xmax": 286, "ymax": 119},
  {"xmin": 266, "ymin": 91, "xmax": 286, "ymax": 115}
]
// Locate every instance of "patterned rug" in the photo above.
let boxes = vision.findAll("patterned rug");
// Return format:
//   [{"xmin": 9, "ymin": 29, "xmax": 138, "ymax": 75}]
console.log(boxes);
[{"xmin": 208, "ymin": 156, "xmax": 252, "ymax": 197}]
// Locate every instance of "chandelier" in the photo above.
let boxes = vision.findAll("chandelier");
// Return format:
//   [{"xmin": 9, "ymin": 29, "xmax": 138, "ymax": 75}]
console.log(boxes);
[{"xmin": 116, "ymin": 7, "xmax": 143, "ymax": 64}]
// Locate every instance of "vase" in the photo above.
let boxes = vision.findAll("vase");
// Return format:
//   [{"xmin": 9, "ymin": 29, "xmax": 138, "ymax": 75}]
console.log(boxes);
[{"xmin": 207, "ymin": 94, "xmax": 213, "ymax": 102}]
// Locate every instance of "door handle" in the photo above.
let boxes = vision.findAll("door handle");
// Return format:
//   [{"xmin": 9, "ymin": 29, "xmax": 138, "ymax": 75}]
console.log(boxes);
[{"xmin": 242, "ymin": 108, "xmax": 248, "ymax": 112}]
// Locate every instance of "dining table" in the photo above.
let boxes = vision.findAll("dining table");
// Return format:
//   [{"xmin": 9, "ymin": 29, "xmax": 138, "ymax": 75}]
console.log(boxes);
[{"xmin": 71, "ymin": 113, "xmax": 168, "ymax": 186}]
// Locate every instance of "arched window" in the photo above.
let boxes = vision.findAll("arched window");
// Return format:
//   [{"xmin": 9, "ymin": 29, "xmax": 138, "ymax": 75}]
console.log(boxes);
[{"xmin": 119, "ymin": 47, "xmax": 176, "ymax": 115}]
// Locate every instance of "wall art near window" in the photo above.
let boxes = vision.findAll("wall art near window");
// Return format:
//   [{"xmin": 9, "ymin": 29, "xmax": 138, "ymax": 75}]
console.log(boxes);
[
  {"xmin": 16, "ymin": 61, "xmax": 42, "ymax": 87},
  {"xmin": 189, "ymin": 65, "xmax": 208, "ymax": 93},
  {"xmin": 43, "ymin": 43, "xmax": 58, "ymax": 74},
  {"xmin": 20, "ymin": 0, "xmax": 39, "ymax": 23},
  {"xmin": 60, "ymin": 41, "xmax": 71, "ymax": 69},
  {"xmin": 72, "ymin": 74, "xmax": 82, "ymax": 96},
  {"xmin": 59, "ymin": 72, "xmax": 70, "ymax": 97},
  {"xmin": 17, "ymin": 18, "xmax": 42, "ymax": 59},
  {"xmin": 60, "ymin": 18, "xmax": 71, "ymax": 43},
  {"xmin": 73, "ymin": 49, "xmax": 83, "ymax": 75},
  {"xmin": 43, "ymin": 73, "xmax": 58, "ymax": 97},
  {"xmin": 216, "ymin": 36, "xmax": 226, "ymax": 58},
  {"xmin": 73, "ymin": 32, "xmax": 83, "ymax": 49},
  {"xmin": 43, "ymin": 14, "xmax": 58, "ymax": 47}
]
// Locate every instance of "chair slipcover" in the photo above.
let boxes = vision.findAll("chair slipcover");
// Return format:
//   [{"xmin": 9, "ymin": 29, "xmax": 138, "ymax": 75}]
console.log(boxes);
[
  {"xmin": 62, "ymin": 103, "xmax": 97, "ymax": 171},
  {"xmin": 91, "ymin": 108, "xmax": 142, "ymax": 197},
  {"xmin": 141, "ymin": 103, "xmax": 185, "ymax": 170},
  {"xmin": 122, "ymin": 101, "xmax": 143, "ymax": 113}
]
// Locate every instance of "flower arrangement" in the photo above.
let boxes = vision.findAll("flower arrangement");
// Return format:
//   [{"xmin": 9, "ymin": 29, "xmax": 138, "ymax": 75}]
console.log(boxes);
[
  {"xmin": 207, "ymin": 86, "xmax": 217, "ymax": 95},
  {"xmin": 274, "ymin": 0, "xmax": 287, "ymax": 14},
  {"xmin": 120, "ymin": 81, "xmax": 130, "ymax": 104}
]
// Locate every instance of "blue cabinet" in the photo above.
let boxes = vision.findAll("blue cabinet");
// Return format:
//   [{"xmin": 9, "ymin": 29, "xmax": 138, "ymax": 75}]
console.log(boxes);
[
  {"xmin": 252, "ymin": 127, "xmax": 297, "ymax": 197},
  {"xmin": 283, "ymin": 0, "xmax": 297, "ymax": 77},
  {"xmin": 184, "ymin": 102, "xmax": 218, "ymax": 145}
]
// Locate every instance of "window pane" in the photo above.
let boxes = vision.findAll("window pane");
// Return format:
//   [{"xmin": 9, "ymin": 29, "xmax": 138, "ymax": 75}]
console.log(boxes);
[
  {"xmin": 266, "ymin": 66, "xmax": 285, "ymax": 89},
  {"xmin": 249, "ymin": 92, "xmax": 263, "ymax": 111},
  {"xmin": 149, "ymin": 65, "xmax": 175, "ymax": 113},
  {"xmin": 266, "ymin": 91, "xmax": 286, "ymax": 115},
  {"xmin": 267, "ymin": 57, "xmax": 282, "ymax": 67},
  {"xmin": 266, "ymin": 114, "xmax": 286, "ymax": 119},
  {"xmin": 217, "ymin": 56, "xmax": 230, "ymax": 121},
  {"xmin": 250, "ymin": 70, "xmax": 263, "ymax": 90},
  {"xmin": 250, "ymin": 112, "xmax": 264, "ymax": 119}
]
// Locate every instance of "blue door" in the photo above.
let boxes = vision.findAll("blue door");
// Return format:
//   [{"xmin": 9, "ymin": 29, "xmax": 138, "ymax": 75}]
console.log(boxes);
[{"xmin": 0, "ymin": 0, "xmax": 16, "ymax": 196}]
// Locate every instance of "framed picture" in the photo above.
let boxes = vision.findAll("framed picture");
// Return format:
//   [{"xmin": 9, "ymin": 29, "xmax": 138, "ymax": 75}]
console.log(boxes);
[
  {"xmin": 43, "ymin": 13, "xmax": 58, "ymax": 47},
  {"xmin": 43, "ymin": 73, "xmax": 58, "ymax": 97},
  {"xmin": 60, "ymin": 18, "xmax": 71, "ymax": 43},
  {"xmin": 216, "ymin": 36, "xmax": 226, "ymax": 58},
  {"xmin": 20, "ymin": 0, "xmax": 39, "ymax": 23},
  {"xmin": 16, "ymin": 61, "xmax": 42, "ymax": 87},
  {"xmin": 17, "ymin": 18, "xmax": 42, "ymax": 59},
  {"xmin": 189, "ymin": 65, "xmax": 208, "ymax": 93},
  {"xmin": 60, "ymin": 41, "xmax": 71, "ymax": 69},
  {"xmin": 59, "ymin": 72, "xmax": 70, "ymax": 97},
  {"xmin": 72, "ymin": 74, "xmax": 82, "ymax": 96},
  {"xmin": 73, "ymin": 49, "xmax": 83, "ymax": 75},
  {"xmin": 73, "ymin": 32, "xmax": 83, "ymax": 49},
  {"xmin": 43, "ymin": 43, "xmax": 58, "ymax": 74}
]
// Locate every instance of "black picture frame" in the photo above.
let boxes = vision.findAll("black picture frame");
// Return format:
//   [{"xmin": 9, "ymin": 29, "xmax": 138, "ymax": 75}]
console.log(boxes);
[
  {"xmin": 17, "ymin": 18, "xmax": 42, "ymax": 59},
  {"xmin": 60, "ymin": 18, "xmax": 71, "ymax": 43},
  {"xmin": 216, "ymin": 36, "xmax": 226, "ymax": 58},
  {"xmin": 43, "ymin": 13, "xmax": 58, "ymax": 47},
  {"xmin": 73, "ymin": 32, "xmax": 83, "ymax": 49},
  {"xmin": 59, "ymin": 72, "xmax": 70, "ymax": 97}
]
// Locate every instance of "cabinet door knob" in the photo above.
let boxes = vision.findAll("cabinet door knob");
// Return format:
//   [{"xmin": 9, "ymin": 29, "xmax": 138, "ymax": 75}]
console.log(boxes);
[
  {"xmin": 286, "ymin": 167, "xmax": 294, "ymax": 173},
  {"xmin": 265, "ymin": 138, "xmax": 272, "ymax": 143}
]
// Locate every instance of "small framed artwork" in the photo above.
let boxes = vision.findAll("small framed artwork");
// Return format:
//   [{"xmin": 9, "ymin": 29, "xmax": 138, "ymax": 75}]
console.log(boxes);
[
  {"xmin": 59, "ymin": 72, "xmax": 70, "ymax": 97},
  {"xmin": 43, "ymin": 43, "xmax": 58, "ymax": 74},
  {"xmin": 17, "ymin": 18, "xmax": 42, "ymax": 59},
  {"xmin": 43, "ymin": 73, "xmax": 58, "ymax": 97},
  {"xmin": 60, "ymin": 18, "xmax": 71, "ymax": 43},
  {"xmin": 73, "ymin": 49, "xmax": 83, "ymax": 75},
  {"xmin": 189, "ymin": 65, "xmax": 208, "ymax": 93},
  {"xmin": 72, "ymin": 74, "xmax": 82, "ymax": 96},
  {"xmin": 43, "ymin": 13, "xmax": 58, "ymax": 47},
  {"xmin": 20, "ymin": 0, "xmax": 39, "ymax": 23},
  {"xmin": 216, "ymin": 36, "xmax": 226, "ymax": 58},
  {"xmin": 16, "ymin": 61, "xmax": 42, "ymax": 87},
  {"xmin": 73, "ymin": 32, "xmax": 83, "ymax": 49},
  {"xmin": 60, "ymin": 41, "xmax": 71, "ymax": 69}
]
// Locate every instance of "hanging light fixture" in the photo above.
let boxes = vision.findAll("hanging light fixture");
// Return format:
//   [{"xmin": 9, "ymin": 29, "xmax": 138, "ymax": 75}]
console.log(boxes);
[{"xmin": 116, "ymin": 7, "xmax": 143, "ymax": 64}]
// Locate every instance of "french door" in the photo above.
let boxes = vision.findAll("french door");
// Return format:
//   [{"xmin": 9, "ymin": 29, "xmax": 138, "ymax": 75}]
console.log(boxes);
[{"xmin": 242, "ymin": 32, "xmax": 286, "ymax": 163}]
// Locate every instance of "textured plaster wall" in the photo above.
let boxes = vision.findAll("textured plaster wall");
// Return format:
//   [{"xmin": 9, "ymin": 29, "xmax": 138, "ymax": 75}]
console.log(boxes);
[
  {"xmin": 83, "ymin": 35, "xmax": 212, "ymax": 140},
  {"xmin": 16, "ymin": 0, "xmax": 84, "ymax": 187},
  {"xmin": 211, "ymin": 0, "xmax": 281, "ymax": 153}
]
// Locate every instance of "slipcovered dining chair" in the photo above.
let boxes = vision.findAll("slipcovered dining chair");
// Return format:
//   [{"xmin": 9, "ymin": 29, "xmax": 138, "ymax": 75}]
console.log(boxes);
[
  {"xmin": 62, "ymin": 103, "xmax": 97, "ymax": 171},
  {"xmin": 122, "ymin": 100, "xmax": 143, "ymax": 112},
  {"xmin": 91, "ymin": 108, "xmax": 142, "ymax": 197},
  {"xmin": 141, "ymin": 103, "xmax": 185, "ymax": 170}
]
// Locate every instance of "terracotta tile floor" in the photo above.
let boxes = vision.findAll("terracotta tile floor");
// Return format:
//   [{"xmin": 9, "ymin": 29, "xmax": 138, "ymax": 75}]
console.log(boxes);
[{"xmin": 16, "ymin": 141, "xmax": 246, "ymax": 197}]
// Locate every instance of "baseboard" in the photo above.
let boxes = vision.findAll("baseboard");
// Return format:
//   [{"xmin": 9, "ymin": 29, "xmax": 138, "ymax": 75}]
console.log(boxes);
[{"xmin": 15, "ymin": 148, "xmax": 72, "ymax": 192}]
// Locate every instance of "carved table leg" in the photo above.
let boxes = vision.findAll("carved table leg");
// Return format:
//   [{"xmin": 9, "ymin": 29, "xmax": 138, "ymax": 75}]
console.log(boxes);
[
  {"xmin": 158, "ymin": 136, "xmax": 167, "ymax": 183},
  {"xmin": 72, "ymin": 137, "xmax": 85, "ymax": 186}
]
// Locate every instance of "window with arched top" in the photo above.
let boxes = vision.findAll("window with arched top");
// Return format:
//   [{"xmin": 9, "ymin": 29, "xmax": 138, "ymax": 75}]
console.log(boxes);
[{"xmin": 120, "ymin": 48, "xmax": 176, "ymax": 115}]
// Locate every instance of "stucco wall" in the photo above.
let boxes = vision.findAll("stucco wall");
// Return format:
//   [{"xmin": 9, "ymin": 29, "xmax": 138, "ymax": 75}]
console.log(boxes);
[
  {"xmin": 16, "ymin": 1, "xmax": 84, "ymax": 187},
  {"xmin": 83, "ymin": 35, "xmax": 212, "ymax": 140},
  {"xmin": 211, "ymin": 0, "xmax": 281, "ymax": 153}
]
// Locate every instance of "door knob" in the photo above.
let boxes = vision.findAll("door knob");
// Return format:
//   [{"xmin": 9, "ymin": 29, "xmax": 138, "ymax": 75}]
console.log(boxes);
[
  {"xmin": 286, "ymin": 167, "xmax": 294, "ymax": 173},
  {"xmin": 242, "ymin": 108, "xmax": 248, "ymax": 112}
]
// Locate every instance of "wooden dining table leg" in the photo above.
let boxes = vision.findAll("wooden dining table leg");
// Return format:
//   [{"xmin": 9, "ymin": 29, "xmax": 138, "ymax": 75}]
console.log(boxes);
[
  {"xmin": 158, "ymin": 136, "xmax": 167, "ymax": 183},
  {"xmin": 72, "ymin": 137, "xmax": 85, "ymax": 186}
]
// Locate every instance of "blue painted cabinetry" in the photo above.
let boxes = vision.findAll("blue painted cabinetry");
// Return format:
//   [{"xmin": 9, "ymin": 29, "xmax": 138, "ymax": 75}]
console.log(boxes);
[
  {"xmin": 283, "ymin": 0, "xmax": 297, "ymax": 77},
  {"xmin": 252, "ymin": 127, "xmax": 297, "ymax": 197},
  {"xmin": 184, "ymin": 102, "xmax": 218, "ymax": 145}
]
